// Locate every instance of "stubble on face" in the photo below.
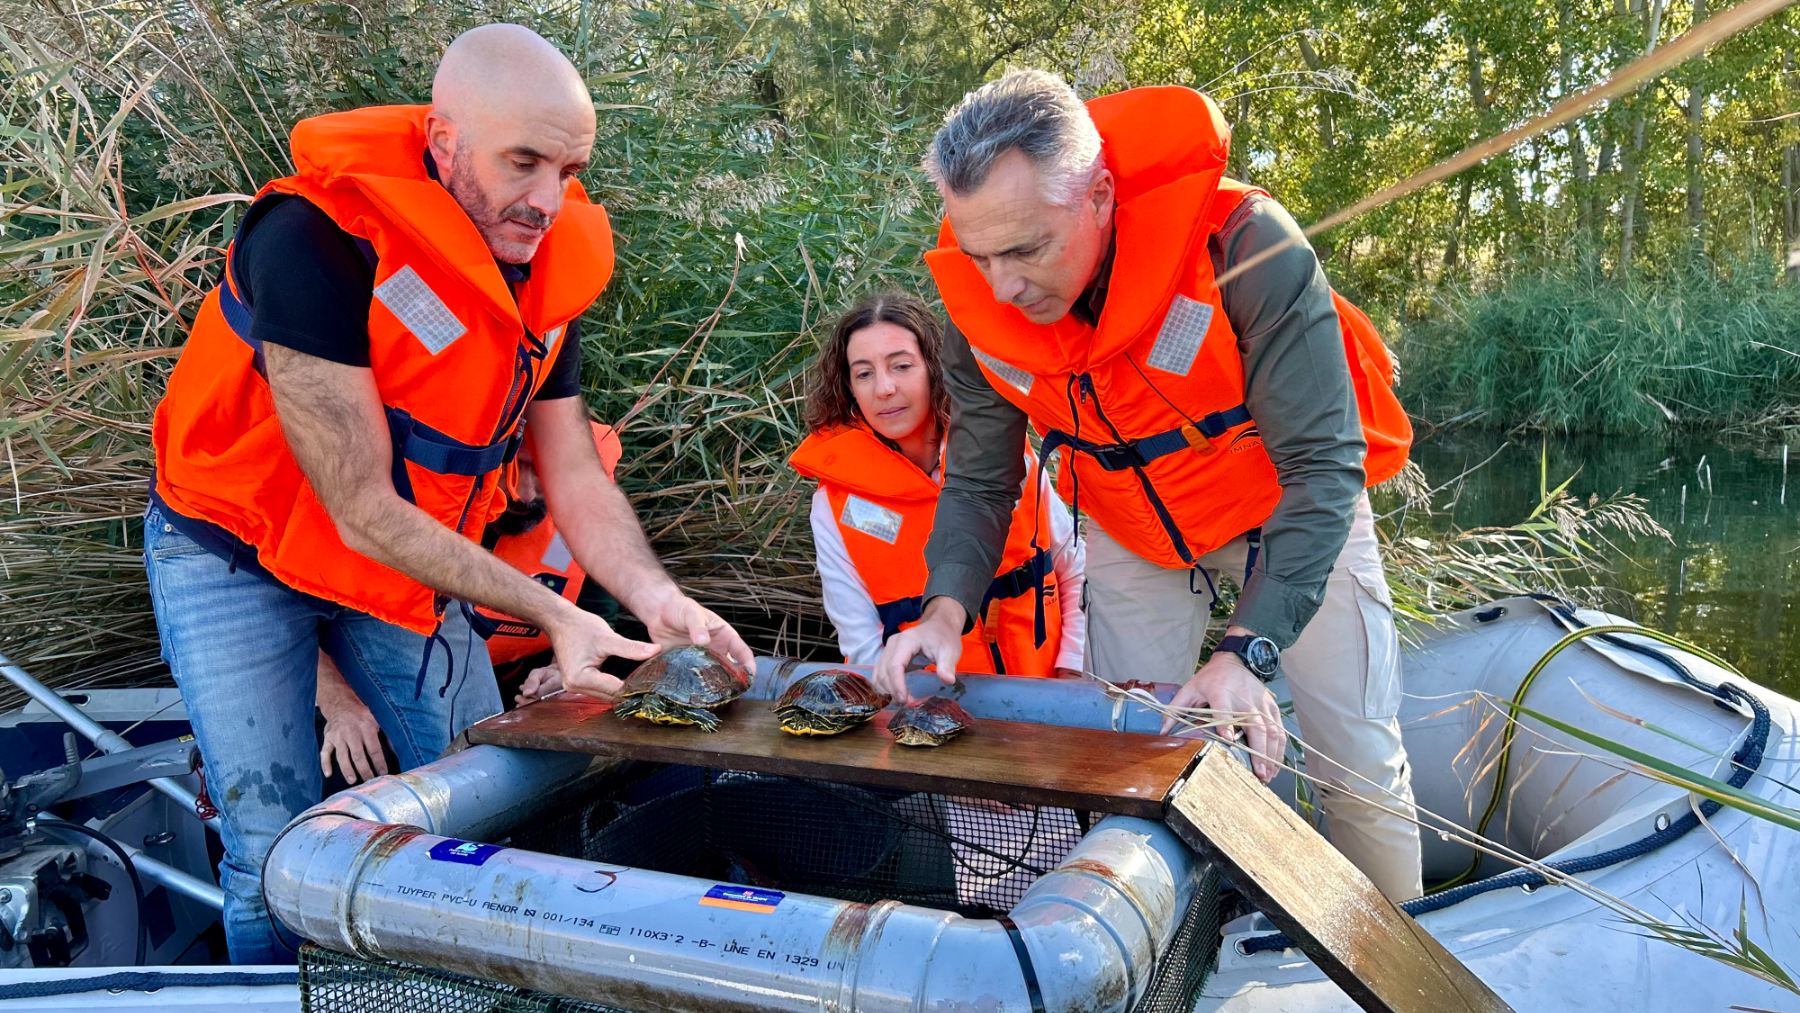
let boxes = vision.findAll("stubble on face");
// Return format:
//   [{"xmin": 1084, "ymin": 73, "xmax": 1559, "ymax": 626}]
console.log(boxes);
[{"xmin": 445, "ymin": 151, "xmax": 553, "ymax": 265}]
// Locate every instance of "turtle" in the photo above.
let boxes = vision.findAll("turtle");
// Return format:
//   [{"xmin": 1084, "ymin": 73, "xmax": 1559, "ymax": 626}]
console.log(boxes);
[
  {"xmin": 773, "ymin": 669, "xmax": 891, "ymax": 736},
  {"xmin": 613, "ymin": 645, "xmax": 750, "ymax": 732},
  {"xmin": 887, "ymin": 696, "xmax": 974, "ymax": 747}
]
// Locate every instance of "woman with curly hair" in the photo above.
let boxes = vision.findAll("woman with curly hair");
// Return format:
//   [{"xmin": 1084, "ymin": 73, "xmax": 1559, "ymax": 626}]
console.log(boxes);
[{"xmin": 789, "ymin": 291, "xmax": 1085, "ymax": 677}]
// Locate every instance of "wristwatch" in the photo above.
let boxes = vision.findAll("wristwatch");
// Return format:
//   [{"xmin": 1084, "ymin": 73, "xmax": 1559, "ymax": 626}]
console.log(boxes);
[{"xmin": 1216, "ymin": 634, "xmax": 1280, "ymax": 682}]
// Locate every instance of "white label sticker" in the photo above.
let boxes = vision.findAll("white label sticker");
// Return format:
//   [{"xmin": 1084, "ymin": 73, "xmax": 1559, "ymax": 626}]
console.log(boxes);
[
  {"xmin": 1146, "ymin": 295, "xmax": 1212, "ymax": 376},
  {"xmin": 970, "ymin": 347, "xmax": 1034, "ymax": 396},
  {"xmin": 540, "ymin": 531, "xmax": 573, "ymax": 571},
  {"xmin": 375, "ymin": 265, "xmax": 467, "ymax": 355},
  {"xmin": 839, "ymin": 495, "xmax": 903, "ymax": 544}
]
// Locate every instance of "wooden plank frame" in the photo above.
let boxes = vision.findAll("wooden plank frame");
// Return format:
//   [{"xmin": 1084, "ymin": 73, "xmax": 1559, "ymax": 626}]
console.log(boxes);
[
  {"xmin": 464, "ymin": 696, "xmax": 1205, "ymax": 819},
  {"xmin": 1166, "ymin": 747, "xmax": 1512, "ymax": 1013}
]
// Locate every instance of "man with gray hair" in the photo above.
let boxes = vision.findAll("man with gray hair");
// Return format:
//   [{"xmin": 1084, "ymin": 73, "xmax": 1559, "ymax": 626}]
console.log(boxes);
[{"xmin": 871, "ymin": 69, "xmax": 1422, "ymax": 899}]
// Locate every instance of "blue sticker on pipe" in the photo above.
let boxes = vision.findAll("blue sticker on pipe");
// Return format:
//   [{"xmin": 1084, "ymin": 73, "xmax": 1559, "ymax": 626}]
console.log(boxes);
[
  {"xmin": 700, "ymin": 884, "xmax": 784, "ymax": 913},
  {"xmin": 428, "ymin": 839, "xmax": 503, "ymax": 866}
]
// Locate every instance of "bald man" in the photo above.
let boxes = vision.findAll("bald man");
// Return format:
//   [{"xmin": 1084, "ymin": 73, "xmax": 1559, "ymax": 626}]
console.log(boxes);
[{"xmin": 146, "ymin": 24, "xmax": 753, "ymax": 962}]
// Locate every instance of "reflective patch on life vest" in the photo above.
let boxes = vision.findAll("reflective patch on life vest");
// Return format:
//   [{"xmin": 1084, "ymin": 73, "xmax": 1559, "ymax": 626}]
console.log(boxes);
[
  {"xmin": 540, "ymin": 531, "xmax": 573, "ymax": 571},
  {"xmin": 970, "ymin": 347, "xmax": 1034, "ymax": 396},
  {"xmin": 543, "ymin": 324, "xmax": 565, "ymax": 351},
  {"xmin": 840, "ymin": 495, "xmax": 902, "ymax": 544},
  {"xmin": 375, "ymin": 265, "xmax": 467, "ymax": 354},
  {"xmin": 1146, "ymin": 295, "xmax": 1212, "ymax": 376}
]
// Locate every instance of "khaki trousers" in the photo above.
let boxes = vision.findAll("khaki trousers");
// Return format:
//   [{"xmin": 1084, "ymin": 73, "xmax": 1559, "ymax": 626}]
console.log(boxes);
[{"xmin": 1083, "ymin": 494, "xmax": 1423, "ymax": 900}]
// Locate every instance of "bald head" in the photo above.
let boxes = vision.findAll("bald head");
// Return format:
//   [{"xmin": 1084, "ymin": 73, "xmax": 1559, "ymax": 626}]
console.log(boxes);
[
  {"xmin": 425, "ymin": 24, "xmax": 596, "ymax": 263},
  {"xmin": 433, "ymin": 24, "xmax": 593, "ymax": 134}
]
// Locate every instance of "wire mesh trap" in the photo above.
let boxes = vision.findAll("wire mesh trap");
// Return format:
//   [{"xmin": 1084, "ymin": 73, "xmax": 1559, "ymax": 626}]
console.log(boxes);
[{"xmin": 299, "ymin": 762, "xmax": 1224, "ymax": 1012}]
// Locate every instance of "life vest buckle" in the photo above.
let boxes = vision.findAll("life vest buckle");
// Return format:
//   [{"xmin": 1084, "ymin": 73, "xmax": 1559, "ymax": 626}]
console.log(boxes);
[{"xmin": 1180, "ymin": 423, "xmax": 1217, "ymax": 457}]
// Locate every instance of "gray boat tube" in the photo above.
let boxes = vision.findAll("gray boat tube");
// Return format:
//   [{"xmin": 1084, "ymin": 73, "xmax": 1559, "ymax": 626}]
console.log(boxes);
[{"xmin": 266, "ymin": 668, "xmax": 1203, "ymax": 1012}]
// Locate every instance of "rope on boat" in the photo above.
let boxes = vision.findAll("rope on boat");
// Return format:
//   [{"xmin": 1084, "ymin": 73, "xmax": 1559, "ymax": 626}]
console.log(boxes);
[
  {"xmin": 1241, "ymin": 599, "xmax": 1774, "ymax": 955},
  {"xmin": 0, "ymin": 969, "xmax": 299, "ymax": 1000}
]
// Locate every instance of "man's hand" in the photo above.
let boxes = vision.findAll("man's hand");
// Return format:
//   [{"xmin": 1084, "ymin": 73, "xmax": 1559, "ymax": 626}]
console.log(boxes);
[
  {"xmin": 316, "ymin": 654, "xmax": 388, "ymax": 784},
  {"xmin": 872, "ymin": 597, "xmax": 967, "ymax": 703},
  {"xmin": 547, "ymin": 608, "xmax": 660, "ymax": 702},
  {"xmin": 515, "ymin": 664, "xmax": 562, "ymax": 706},
  {"xmin": 1162, "ymin": 645, "xmax": 1287, "ymax": 783},
  {"xmin": 634, "ymin": 587, "xmax": 756, "ymax": 673},
  {"xmin": 1053, "ymin": 667, "xmax": 1083, "ymax": 680},
  {"xmin": 522, "ymin": 399, "xmax": 756, "ymax": 677}
]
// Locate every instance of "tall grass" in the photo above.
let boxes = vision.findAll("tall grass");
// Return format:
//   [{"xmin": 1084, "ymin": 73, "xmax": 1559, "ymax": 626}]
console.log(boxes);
[
  {"xmin": 0, "ymin": 0, "xmax": 954, "ymax": 688},
  {"xmin": 1399, "ymin": 263, "xmax": 1800, "ymax": 435},
  {"xmin": 1375, "ymin": 453, "xmax": 1670, "ymax": 627},
  {"xmin": 0, "ymin": 13, "xmax": 240, "ymax": 687}
]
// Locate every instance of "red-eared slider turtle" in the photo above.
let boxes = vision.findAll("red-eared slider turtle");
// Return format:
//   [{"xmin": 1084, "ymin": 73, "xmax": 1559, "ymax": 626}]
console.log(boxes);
[
  {"xmin": 773, "ymin": 670, "xmax": 891, "ymax": 736},
  {"xmin": 613, "ymin": 645, "xmax": 749, "ymax": 732},
  {"xmin": 888, "ymin": 697, "xmax": 974, "ymax": 747}
]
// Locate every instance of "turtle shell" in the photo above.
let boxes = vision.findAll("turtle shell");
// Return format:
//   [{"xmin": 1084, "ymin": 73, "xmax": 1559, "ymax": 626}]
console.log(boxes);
[
  {"xmin": 773, "ymin": 670, "xmax": 891, "ymax": 736},
  {"xmin": 614, "ymin": 645, "xmax": 750, "ymax": 731},
  {"xmin": 888, "ymin": 697, "xmax": 974, "ymax": 747}
]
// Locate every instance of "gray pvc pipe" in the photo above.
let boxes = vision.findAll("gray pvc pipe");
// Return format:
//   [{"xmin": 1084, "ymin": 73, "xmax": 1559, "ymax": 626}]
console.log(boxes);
[
  {"xmin": 750, "ymin": 657, "xmax": 1181, "ymax": 734},
  {"xmin": 267, "ymin": 739, "xmax": 1202, "ymax": 1012},
  {"xmin": 315, "ymin": 742, "xmax": 598, "ymax": 841},
  {"xmin": 1, "ymin": 651, "xmax": 218, "ymax": 831}
]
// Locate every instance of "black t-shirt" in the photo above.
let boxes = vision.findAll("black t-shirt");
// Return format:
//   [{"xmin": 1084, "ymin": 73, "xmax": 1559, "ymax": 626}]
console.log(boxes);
[{"xmin": 232, "ymin": 195, "xmax": 583, "ymax": 400}]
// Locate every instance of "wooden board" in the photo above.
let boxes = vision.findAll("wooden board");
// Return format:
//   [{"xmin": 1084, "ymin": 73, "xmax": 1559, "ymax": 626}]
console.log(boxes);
[
  {"xmin": 1167, "ymin": 748, "xmax": 1511, "ymax": 1013},
  {"xmin": 465, "ymin": 696, "xmax": 1204, "ymax": 818}
]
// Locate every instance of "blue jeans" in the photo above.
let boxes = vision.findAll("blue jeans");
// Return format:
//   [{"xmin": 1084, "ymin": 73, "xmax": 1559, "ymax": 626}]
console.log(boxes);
[{"xmin": 143, "ymin": 503, "xmax": 500, "ymax": 963}]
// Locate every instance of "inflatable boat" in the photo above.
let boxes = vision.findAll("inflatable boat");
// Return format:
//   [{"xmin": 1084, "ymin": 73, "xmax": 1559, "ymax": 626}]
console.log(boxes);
[{"xmin": 2, "ymin": 595, "xmax": 1794, "ymax": 1011}]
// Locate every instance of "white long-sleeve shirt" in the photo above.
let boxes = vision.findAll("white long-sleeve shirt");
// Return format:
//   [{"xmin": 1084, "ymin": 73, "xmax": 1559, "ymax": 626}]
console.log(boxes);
[{"xmin": 809, "ymin": 455, "xmax": 1086, "ymax": 671}]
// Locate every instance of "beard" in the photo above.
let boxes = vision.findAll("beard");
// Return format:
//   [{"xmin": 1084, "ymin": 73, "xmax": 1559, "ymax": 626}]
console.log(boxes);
[
  {"xmin": 489, "ymin": 496, "xmax": 549, "ymax": 539},
  {"xmin": 445, "ymin": 153, "xmax": 553, "ymax": 265}
]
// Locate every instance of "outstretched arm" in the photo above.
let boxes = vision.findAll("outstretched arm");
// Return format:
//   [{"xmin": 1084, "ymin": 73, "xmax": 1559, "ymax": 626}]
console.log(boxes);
[
  {"xmin": 265, "ymin": 345, "xmax": 656, "ymax": 699},
  {"xmin": 525, "ymin": 395, "xmax": 755, "ymax": 672}
]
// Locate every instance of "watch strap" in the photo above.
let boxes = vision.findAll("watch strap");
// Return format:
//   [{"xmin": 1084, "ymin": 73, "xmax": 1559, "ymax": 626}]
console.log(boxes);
[{"xmin": 1216, "ymin": 634, "xmax": 1278, "ymax": 682}]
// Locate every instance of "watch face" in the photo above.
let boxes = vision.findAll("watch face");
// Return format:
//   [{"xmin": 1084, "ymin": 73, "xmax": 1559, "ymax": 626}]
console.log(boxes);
[{"xmin": 1245, "ymin": 637, "xmax": 1279, "ymax": 676}]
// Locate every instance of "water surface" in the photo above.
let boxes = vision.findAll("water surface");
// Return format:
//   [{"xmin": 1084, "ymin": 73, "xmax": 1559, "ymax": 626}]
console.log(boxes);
[{"xmin": 1406, "ymin": 432, "xmax": 1800, "ymax": 697}]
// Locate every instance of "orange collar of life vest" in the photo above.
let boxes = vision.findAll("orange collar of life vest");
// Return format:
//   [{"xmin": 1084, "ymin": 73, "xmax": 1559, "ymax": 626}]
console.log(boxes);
[
  {"xmin": 788, "ymin": 424, "xmax": 944, "ymax": 502},
  {"xmin": 923, "ymin": 86, "xmax": 1236, "ymax": 376}
]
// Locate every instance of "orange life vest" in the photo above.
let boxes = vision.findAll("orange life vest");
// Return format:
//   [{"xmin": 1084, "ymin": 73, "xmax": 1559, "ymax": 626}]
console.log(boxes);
[
  {"xmin": 924, "ymin": 86, "xmax": 1411, "ymax": 573},
  {"xmin": 789, "ymin": 425, "xmax": 1064, "ymax": 676},
  {"xmin": 478, "ymin": 421, "xmax": 624, "ymax": 666},
  {"xmin": 152, "ymin": 105, "xmax": 614, "ymax": 633}
]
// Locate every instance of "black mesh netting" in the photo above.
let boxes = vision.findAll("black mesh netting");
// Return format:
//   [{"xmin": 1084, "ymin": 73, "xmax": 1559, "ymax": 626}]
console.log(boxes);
[
  {"xmin": 300, "ymin": 764, "xmax": 1223, "ymax": 1012},
  {"xmin": 300, "ymin": 945, "xmax": 631, "ymax": 1013}
]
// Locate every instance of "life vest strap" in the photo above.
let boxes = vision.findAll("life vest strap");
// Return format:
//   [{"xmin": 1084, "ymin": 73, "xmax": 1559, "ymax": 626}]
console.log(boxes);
[
  {"xmin": 986, "ymin": 546, "xmax": 1053, "ymax": 602},
  {"xmin": 468, "ymin": 570, "xmax": 572, "ymax": 642},
  {"xmin": 466, "ymin": 610, "xmax": 535, "ymax": 641},
  {"xmin": 384, "ymin": 407, "xmax": 524, "ymax": 476},
  {"xmin": 1038, "ymin": 403, "xmax": 1251, "ymax": 472},
  {"xmin": 873, "ymin": 547, "xmax": 1054, "ymax": 645},
  {"xmin": 874, "ymin": 597, "xmax": 923, "ymax": 644},
  {"xmin": 216, "ymin": 276, "xmax": 266, "ymax": 376},
  {"xmin": 211, "ymin": 208, "xmax": 524, "ymax": 501},
  {"xmin": 1037, "ymin": 400, "xmax": 1252, "ymax": 569}
]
